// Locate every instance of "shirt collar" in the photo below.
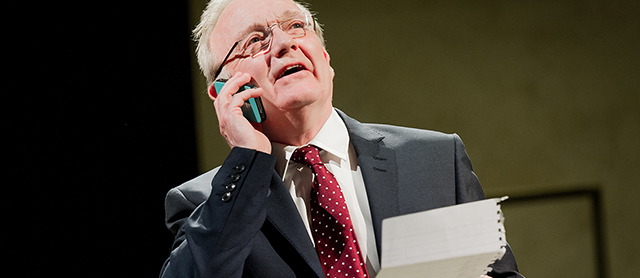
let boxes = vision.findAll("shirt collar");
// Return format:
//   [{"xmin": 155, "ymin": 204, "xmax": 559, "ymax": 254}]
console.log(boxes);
[
  {"xmin": 272, "ymin": 109, "xmax": 350, "ymax": 174},
  {"xmin": 308, "ymin": 108, "xmax": 350, "ymax": 162}
]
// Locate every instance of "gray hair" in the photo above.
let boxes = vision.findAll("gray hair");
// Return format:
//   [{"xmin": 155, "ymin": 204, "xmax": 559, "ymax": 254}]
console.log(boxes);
[{"xmin": 193, "ymin": 0, "xmax": 325, "ymax": 86}]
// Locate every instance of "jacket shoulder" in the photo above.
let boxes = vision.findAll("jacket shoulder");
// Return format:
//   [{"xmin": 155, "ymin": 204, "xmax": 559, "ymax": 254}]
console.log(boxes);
[
  {"xmin": 362, "ymin": 123, "xmax": 463, "ymax": 157},
  {"xmin": 336, "ymin": 108, "xmax": 458, "ymax": 148},
  {"xmin": 365, "ymin": 123, "xmax": 455, "ymax": 143}
]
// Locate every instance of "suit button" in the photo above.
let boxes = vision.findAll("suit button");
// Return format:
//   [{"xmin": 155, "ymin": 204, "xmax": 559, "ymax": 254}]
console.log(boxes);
[
  {"xmin": 234, "ymin": 164, "xmax": 246, "ymax": 173},
  {"xmin": 230, "ymin": 173, "xmax": 241, "ymax": 182},
  {"xmin": 221, "ymin": 192, "xmax": 232, "ymax": 202},
  {"xmin": 226, "ymin": 183, "xmax": 237, "ymax": 192}
]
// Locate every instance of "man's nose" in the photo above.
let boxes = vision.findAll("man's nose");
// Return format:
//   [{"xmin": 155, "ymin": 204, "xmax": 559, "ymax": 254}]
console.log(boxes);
[{"xmin": 269, "ymin": 27, "xmax": 298, "ymax": 58}]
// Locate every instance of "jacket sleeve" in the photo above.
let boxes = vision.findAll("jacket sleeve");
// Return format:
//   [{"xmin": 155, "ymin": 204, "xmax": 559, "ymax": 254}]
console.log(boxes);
[
  {"xmin": 453, "ymin": 134, "xmax": 525, "ymax": 278},
  {"xmin": 160, "ymin": 147, "xmax": 277, "ymax": 278}
]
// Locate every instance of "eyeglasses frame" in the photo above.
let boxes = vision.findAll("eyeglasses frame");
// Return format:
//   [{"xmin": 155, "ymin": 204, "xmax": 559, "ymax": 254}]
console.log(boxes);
[{"xmin": 212, "ymin": 15, "xmax": 316, "ymax": 81}]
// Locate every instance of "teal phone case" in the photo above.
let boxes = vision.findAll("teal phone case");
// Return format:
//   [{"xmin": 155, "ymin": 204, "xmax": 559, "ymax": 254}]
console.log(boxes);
[{"xmin": 214, "ymin": 80, "xmax": 266, "ymax": 123}]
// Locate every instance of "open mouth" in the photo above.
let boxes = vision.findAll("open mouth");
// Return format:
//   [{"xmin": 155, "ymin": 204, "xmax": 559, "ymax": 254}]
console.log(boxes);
[{"xmin": 277, "ymin": 64, "xmax": 306, "ymax": 80}]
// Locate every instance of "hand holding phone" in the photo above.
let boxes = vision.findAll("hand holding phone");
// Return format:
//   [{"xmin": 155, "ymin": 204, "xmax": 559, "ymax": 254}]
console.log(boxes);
[
  {"xmin": 208, "ymin": 73, "xmax": 271, "ymax": 154},
  {"xmin": 213, "ymin": 79, "xmax": 267, "ymax": 123}
]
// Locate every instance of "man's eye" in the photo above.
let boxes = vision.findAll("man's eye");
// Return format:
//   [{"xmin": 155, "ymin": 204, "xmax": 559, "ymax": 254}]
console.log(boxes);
[
  {"xmin": 247, "ymin": 36, "xmax": 263, "ymax": 45},
  {"xmin": 284, "ymin": 20, "xmax": 305, "ymax": 31}
]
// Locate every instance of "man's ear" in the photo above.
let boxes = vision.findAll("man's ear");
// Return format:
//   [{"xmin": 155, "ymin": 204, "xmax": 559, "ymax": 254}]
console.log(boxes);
[
  {"xmin": 208, "ymin": 84, "xmax": 217, "ymax": 100},
  {"xmin": 323, "ymin": 48, "xmax": 335, "ymax": 79}
]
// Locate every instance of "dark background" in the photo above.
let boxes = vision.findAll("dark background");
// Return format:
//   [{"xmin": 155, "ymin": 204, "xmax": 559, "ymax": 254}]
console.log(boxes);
[
  {"xmin": 13, "ymin": 1, "xmax": 197, "ymax": 276},
  {"xmin": 10, "ymin": 0, "xmax": 640, "ymax": 277}
]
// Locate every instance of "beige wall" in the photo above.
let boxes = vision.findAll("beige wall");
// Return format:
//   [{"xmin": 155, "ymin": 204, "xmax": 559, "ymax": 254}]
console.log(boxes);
[{"xmin": 188, "ymin": 0, "xmax": 640, "ymax": 276}]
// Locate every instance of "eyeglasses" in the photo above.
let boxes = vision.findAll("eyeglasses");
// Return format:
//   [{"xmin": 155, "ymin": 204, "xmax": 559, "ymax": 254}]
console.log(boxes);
[{"xmin": 213, "ymin": 14, "xmax": 315, "ymax": 80}]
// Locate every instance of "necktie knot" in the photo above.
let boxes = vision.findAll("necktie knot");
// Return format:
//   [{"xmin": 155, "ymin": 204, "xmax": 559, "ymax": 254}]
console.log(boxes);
[{"xmin": 291, "ymin": 145, "xmax": 323, "ymax": 167}]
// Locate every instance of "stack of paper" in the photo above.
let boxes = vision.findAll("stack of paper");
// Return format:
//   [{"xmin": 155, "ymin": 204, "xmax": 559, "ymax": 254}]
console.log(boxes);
[{"xmin": 376, "ymin": 197, "xmax": 508, "ymax": 278}]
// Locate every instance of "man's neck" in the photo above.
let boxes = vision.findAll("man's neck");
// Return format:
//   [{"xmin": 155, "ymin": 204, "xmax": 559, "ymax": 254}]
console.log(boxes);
[{"xmin": 263, "ymin": 105, "xmax": 333, "ymax": 147}]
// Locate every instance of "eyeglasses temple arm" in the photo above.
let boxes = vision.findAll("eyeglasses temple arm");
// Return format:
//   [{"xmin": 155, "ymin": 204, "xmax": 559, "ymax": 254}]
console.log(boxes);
[{"xmin": 213, "ymin": 40, "xmax": 240, "ymax": 80}]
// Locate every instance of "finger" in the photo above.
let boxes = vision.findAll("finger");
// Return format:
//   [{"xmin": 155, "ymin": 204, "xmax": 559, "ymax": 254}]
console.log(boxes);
[
  {"xmin": 212, "ymin": 72, "xmax": 247, "ymax": 111},
  {"xmin": 215, "ymin": 75, "xmax": 256, "ymax": 116},
  {"xmin": 218, "ymin": 72, "xmax": 252, "ymax": 99},
  {"xmin": 226, "ymin": 87, "xmax": 264, "ymax": 118},
  {"xmin": 231, "ymin": 86, "xmax": 263, "ymax": 104},
  {"xmin": 208, "ymin": 72, "xmax": 247, "ymax": 100}
]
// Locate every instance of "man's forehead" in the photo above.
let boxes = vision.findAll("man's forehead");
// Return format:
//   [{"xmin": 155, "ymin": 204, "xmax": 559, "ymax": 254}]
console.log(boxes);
[
  {"xmin": 236, "ymin": 10, "xmax": 305, "ymax": 36},
  {"xmin": 277, "ymin": 10, "xmax": 306, "ymax": 20},
  {"xmin": 223, "ymin": 0, "xmax": 303, "ymax": 27},
  {"xmin": 213, "ymin": 0, "xmax": 304, "ymax": 44}
]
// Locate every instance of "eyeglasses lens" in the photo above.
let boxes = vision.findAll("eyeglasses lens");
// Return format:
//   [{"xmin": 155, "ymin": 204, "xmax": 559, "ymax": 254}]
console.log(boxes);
[{"xmin": 240, "ymin": 17, "xmax": 312, "ymax": 58}]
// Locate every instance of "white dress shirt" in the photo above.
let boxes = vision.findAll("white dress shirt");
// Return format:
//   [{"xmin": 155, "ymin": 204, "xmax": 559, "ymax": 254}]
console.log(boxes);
[{"xmin": 271, "ymin": 109, "xmax": 380, "ymax": 275}]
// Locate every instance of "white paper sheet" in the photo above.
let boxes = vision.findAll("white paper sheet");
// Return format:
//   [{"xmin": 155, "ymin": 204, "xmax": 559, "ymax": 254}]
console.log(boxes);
[{"xmin": 376, "ymin": 197, "xmax": 508, "ymax": 278}]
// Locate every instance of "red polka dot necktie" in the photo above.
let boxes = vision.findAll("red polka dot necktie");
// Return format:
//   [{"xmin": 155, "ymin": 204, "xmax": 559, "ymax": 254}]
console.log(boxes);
[{"xmin": 292, "ymin": 145, "xmax": 369, "ymax": 278}]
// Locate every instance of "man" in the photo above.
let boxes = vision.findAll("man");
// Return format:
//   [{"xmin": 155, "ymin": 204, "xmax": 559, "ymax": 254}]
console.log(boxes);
[{"xmin": 160, "ymin": 0, "xmax": 523, "ymax": 277}]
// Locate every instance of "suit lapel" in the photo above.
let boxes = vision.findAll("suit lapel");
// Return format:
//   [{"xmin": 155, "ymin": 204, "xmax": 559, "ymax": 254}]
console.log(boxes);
[
  {"xmin": 336, "ymin": 109, "xmax": 401, "ymax": 258},
  {"xmin": 262, "ymin": 109, "xmax": 400, "ymax": 276},
  {"xmin": 265, "ymin": 171, "xmax": 325, "ymax": 277}
]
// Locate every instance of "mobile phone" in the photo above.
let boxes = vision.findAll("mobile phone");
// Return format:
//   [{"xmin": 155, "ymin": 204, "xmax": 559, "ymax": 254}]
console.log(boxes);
[{"xmin": 214, "ymin": 79, "xmax": 267, "ymax": 123}]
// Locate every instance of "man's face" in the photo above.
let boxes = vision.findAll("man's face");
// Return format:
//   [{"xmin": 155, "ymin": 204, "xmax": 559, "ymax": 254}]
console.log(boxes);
[{"xmin": 210, "ymin": 0, "xmax": 334, "ymax": 116}]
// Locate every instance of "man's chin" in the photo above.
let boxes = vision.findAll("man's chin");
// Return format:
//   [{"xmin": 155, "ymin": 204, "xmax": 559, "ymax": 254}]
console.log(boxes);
[{"xmin": 269, "ymin": 89, "xmax": 324, "ymax": 112}]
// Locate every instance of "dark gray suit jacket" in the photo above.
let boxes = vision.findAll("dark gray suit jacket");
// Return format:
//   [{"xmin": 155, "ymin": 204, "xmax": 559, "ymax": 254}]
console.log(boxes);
[{"xmin": 159, "ymin": 109, "xmax": 523, "ymax": 277}]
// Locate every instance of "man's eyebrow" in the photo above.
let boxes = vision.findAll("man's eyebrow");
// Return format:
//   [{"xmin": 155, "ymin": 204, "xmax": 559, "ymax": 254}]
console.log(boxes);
[
  {"xmin": 235, "ymin": 23, "xmax": 268, "ymax": 41},
  {"xmin": 277, "ymin": 10, "xmax": 305, "ymax": 20},
  {"xmin": 235, "ymin": 10, "xmax": 306, "ymax": 40}
]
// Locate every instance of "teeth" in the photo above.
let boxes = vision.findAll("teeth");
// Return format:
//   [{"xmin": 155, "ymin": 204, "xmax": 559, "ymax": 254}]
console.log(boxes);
[{"xmin": 278, "ymin": 65, "xmax": 304, "ymax": 79}]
